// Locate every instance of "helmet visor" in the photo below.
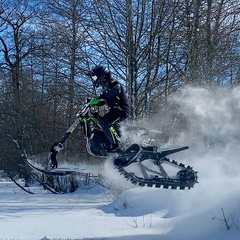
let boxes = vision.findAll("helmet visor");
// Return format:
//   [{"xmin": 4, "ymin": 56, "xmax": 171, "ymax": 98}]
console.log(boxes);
[{"xmin": 91, "ymin": 75, "xmax": 98, "ymax": 81}]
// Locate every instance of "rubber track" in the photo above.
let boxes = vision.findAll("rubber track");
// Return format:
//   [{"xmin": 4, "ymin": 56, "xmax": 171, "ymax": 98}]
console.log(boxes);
[{"xmin": 115, "ymin": 159, "xmax": 198, "ymax": 190}]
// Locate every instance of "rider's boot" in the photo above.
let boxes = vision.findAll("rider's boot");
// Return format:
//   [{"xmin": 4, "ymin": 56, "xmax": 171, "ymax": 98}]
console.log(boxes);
[
  {"xmin": 100, "ymin": 122, "xmax": 120, "ymax": 152},
  {"xmin": 114, "ymin": 144, "xmax": 141, "ymax": 167}
]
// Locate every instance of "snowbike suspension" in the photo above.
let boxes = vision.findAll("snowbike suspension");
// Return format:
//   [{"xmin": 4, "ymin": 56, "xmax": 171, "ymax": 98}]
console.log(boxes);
[{"xmin": 114, "ymin": 144, "xmax": 198, "ymax": 190}]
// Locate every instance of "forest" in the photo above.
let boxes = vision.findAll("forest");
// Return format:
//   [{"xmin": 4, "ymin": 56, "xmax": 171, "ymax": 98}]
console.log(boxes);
[{"xmin": 0, "ymin": 0, "xmax": 240, "ymax": 178}]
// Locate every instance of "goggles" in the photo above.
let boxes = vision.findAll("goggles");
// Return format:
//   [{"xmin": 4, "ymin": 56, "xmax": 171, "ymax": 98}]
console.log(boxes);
[{"xmin": 91, "ymin": 75, "xmax": 98, "ymax": 81}]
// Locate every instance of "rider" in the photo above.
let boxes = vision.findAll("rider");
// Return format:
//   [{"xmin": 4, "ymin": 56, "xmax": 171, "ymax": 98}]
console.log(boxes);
[{"xmin": 89, "ymin": 65, "xmax": 129, "ymax": 151}]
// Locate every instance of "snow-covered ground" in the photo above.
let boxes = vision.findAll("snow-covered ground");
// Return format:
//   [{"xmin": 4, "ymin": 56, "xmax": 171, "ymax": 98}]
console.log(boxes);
[
  {"xmin": 1, "ymin": 151, "xmax": 240, "ymax": 240},
  {"xmin": 1, "ymin": 87, "xmax": 240, "ymax": 240}
]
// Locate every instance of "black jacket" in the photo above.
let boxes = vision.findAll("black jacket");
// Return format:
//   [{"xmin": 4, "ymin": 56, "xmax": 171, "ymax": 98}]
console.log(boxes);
[{"xmin": 99, "ymin": 78, "xmax": 129, "ymax": 117}]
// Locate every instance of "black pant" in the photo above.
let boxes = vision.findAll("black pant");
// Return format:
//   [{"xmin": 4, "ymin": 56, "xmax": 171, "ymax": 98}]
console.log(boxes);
[{"xmin": 100, "ymin": 108, "xmax": 127, "ymax": 145}]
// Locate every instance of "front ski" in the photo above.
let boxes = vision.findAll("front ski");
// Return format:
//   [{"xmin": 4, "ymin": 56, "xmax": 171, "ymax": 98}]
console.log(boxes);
[{"xmin": 26, "ymin": 159, "xmax": 85, "ymax": 176}]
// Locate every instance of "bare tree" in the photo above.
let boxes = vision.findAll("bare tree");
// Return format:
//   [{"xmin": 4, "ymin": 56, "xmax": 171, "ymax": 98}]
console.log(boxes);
[
  {"xmin": 86, "ymin": 0, "xmax": 183, "ymax": 120},
  {"xmin": 43, "ymin": 0, "xmax": 92, "ymax": 123},
  {"xmin": 179, "ymin": 0, "xmax": 240, "ymax": 86},
  {"xmin": 0, "ymin": 0, "xmax": 46, "ymax": 175}
]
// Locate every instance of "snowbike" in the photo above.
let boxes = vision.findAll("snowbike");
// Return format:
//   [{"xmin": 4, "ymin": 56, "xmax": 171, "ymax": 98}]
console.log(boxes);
[{"xmin": 43, "ymin": 99, "xmax": 198, "ymax": 190}]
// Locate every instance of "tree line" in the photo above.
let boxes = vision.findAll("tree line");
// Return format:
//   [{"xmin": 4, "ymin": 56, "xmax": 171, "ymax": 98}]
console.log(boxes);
[{"xmin": 0, "ymin": 0, "xmax": 240, "ymax": 176}]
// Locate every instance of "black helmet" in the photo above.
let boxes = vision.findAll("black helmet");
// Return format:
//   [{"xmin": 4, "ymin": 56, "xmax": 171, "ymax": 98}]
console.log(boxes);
[{"xmin": 89, "ymin": 65, "xmax": 109, "ymax": 87}]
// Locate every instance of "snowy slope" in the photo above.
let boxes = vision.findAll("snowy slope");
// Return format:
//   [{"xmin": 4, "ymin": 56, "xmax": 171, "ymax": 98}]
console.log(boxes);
[{"xmin": 0, "ymin": 152, "xmax": 240, "ymax": 240}]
